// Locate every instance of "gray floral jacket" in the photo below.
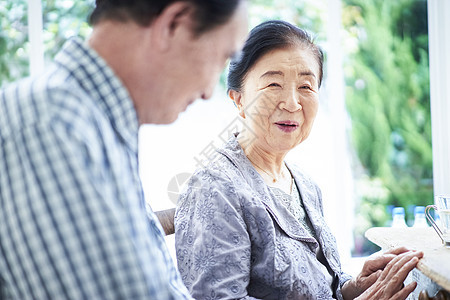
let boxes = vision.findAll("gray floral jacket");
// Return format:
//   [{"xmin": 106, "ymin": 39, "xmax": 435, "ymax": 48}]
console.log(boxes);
[{"xmin": 175, "ymin": 136, "xmax": 352, "ymax": 299}]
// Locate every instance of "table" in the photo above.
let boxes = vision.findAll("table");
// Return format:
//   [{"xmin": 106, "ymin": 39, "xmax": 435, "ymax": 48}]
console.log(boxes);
[{"xmin": 365, "ymin": 227, "xmax": 450, "ymax": 298}]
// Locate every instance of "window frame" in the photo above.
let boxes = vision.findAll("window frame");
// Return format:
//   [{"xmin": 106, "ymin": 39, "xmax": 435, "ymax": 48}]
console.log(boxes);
[{"xmin": 428, "ymin": 0, "xmax": 450, "ymax": 197}]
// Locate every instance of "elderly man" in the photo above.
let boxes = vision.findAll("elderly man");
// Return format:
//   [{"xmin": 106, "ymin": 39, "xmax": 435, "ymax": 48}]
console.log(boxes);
[{"xmin": 0, "ymin": 0, "xmax": 248, "ymax": 299}]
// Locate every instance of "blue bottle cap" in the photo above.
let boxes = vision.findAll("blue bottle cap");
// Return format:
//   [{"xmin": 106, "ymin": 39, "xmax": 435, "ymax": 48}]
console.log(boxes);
[
  {"xmin": 414, "ymin": 206, "xmax": 425, "ymax": 215},
  {"xmin": 393, "ymin": 207, "xmax": 405, "ymax": 215}
]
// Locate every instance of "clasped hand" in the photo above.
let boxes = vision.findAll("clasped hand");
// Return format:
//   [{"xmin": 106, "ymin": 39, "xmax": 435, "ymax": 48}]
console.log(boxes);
[{"xmin": 342, "ymin": 247, "xmax": 424, "ymax": 300}]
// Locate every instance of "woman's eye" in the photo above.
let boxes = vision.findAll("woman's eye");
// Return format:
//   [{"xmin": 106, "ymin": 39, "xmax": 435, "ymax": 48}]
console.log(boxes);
[
  {"xmin": 299, "ymin": 85, "xmax": 312, "ymax": 90},
  {"xmin": 268, "ymin": 83, "xmax": 281, "ymax": 87}
]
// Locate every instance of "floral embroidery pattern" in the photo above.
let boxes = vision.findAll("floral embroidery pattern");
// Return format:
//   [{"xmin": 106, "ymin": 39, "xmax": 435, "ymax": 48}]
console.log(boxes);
[
  {"xmin": 194, "ymin": 250, "xmax": 214, "ymax": 271},
  {"xmin": 175, "ymin": 136, "xmax": 351, "ymax": 300}
]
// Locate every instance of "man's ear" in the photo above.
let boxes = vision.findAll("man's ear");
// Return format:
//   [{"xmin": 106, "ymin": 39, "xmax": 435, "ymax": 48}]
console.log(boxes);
[
  {"xmin": 150, "ymin": 2, "xmax": 194, "ymax": 51},
  {"xmin": 229, "ymin": 89, "xmax": 246, "ymax": 119}
]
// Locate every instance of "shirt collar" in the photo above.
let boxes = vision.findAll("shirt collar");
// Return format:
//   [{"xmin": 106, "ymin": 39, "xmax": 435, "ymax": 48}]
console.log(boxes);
[
  {"xmin": 54, "ymin": 37, "xmax": 139, "ymax": 154},
  {"xmin": 217, "ymin": 134, "xmax": 321, "ymax": 243}
]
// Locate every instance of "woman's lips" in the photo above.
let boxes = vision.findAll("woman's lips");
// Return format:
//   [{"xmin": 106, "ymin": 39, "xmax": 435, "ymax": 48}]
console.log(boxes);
[{"xmin": 274, "ymin": 120, "xmax": 299, "ymax": 133}]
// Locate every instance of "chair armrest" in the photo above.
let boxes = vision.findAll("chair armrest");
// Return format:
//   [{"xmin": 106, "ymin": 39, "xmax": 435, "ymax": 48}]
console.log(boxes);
[{"xmin": 154, "ymin": 208, "xmax": 176, "ymax": 235}]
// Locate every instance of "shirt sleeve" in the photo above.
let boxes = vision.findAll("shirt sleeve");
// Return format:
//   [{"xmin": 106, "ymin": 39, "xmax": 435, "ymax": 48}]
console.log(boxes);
[
  {"xmin": 0, "ymin": 114, "xmax": 190, "ymax": 299},
  {"xmin": 339, "ymin": 272, "xmax": 353, "ymax": 289},
  {"xmin": 175, "ymin": 169, "xmax": 261, "ymax": 300}
]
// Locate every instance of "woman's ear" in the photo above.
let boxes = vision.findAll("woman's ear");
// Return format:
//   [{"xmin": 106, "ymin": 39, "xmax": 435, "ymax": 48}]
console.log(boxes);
[{"xmin": 228, "ymin": 89, "xmax": 246, "ymax": 119}]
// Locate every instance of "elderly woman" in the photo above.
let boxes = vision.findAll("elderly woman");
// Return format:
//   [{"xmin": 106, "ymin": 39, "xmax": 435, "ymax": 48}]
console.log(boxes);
[{"xmin": 175, "ymin": 20, "xmax": 422, "ymax": 300}]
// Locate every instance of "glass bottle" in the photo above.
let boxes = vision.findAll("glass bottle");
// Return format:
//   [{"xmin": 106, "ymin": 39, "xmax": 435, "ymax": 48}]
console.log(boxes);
[
  {"xmin": 413, "ymin": 206, "xmax": 428, "ymax": 228},
  {"xmin": 391, "ymin": 207, "xmax": 408, "ymax": 228}
]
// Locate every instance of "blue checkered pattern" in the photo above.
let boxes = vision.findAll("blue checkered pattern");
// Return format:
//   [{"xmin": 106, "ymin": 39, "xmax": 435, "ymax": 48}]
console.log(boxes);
[{"xmin": 0, "ymin": 38, "xmax": 192, "ymax": 300}]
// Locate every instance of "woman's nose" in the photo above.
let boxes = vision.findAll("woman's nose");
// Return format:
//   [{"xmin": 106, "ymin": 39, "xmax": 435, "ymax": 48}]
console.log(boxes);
[{"xmin": 279, "ymin": 89, "xmax": 302, "ymax": 112}]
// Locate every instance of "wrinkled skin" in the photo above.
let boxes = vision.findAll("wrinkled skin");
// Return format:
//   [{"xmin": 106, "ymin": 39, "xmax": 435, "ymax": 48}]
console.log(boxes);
[{"xmin": 342, "ymin": 247, "xmax": 424, "ymax": 300}]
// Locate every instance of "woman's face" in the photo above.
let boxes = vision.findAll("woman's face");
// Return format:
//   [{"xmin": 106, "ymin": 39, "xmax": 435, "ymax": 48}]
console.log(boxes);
[{"xmin": 234, "ymin": 46, "xmax": 320, "ymax": 154}]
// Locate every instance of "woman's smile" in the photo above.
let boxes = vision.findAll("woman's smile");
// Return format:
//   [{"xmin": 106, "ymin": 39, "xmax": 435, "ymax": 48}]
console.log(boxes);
[{"xmin": 274, "ymin": 120, "xmax": 299, "ymax": 133}]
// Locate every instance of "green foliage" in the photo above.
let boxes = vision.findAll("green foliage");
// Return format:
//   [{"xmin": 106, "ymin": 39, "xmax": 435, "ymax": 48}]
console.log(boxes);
[
  {"xmin": 41, "ymin": 0, "xmax": 94, "ymax": 61},
  {"xmin": 220, "ymin": 0, "xmax": 326, "ymax": 87},
  {"xmin": 343, "ymin": 0, "xmax": 432, "ymax": 253},
  {"xmin": 0, "ymin": 0, "xmax": 29, "ymax": 86},
  {"xmin": 0, "ymin": 0, "xmax": 94, "ymax": 87},
  {"xmin": 249, "ymin": 0, "xmax": 326, "ymax": 41}
]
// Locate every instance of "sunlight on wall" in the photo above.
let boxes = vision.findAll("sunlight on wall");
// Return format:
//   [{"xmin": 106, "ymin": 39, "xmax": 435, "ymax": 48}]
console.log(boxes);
[{"xmin": 139, "ymin": 86, "xmax": 237, "ymax": 212}]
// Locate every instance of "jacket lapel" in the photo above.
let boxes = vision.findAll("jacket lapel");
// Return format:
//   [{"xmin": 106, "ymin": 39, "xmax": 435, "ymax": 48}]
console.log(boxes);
[
  {"xmin": 218, "ymin": 136, "xmax": 344, "ymax": 281},
  {"xmin": 289, "ymin": 166, "xmax": 342, "ymax": 273},
  {"xmin": 218, "ymin": 137, "xmax": 317, "ymax": 245}
]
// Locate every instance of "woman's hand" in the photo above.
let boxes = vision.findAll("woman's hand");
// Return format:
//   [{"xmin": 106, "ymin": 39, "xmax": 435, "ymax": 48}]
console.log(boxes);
[
  {"xmin": 355, "ymin": 249, "xmax": 423, "ymax": 299},
  {"xmin": 342, "ymin": 247, "xmax": 423, "ymax": 300}
]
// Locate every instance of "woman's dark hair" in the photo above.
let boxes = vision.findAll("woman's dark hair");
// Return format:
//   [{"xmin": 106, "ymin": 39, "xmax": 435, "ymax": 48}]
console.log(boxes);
[
  {"xmin": 228, "ymin": 20, "xmax": 324, "ymax": 92},
  {"xmin": 89, "ymin": 0, "xmax": 241, "ymax": 36}
]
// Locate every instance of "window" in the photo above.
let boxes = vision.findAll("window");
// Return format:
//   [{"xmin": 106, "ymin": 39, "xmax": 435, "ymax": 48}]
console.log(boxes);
[{"xmin": 3, "ymin": 0, "xmax": 449, "ymax": 268}]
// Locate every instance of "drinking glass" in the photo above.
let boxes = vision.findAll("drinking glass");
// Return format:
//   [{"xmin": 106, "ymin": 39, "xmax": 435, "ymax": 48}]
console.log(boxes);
[{"xmin": 426, "ymin": 195, "xmax": 450, "ymax": 247}]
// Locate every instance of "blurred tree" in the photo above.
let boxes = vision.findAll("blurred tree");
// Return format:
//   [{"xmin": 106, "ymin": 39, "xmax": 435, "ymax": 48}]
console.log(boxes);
[
  {"xmin": 0, "ymin": 0, "xmax": 94, "ymax": 87},
  {"xmin": 220, "ymin": 0, "xmax": 326, "ymax": 87},
  {"xmin": 0, "ymin": 0, "xmax": 28, "ymax": 86},
  {"xmin": 342, "ymin": 0, "xmax": 431, "ymax": 255},
  {"xmin": 249, "ymin": 0, "xmax": 326, "ymax": 38},
  {"xmin": 41, "ymin": 0, "xmax": 94, "ymax": 59}
]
